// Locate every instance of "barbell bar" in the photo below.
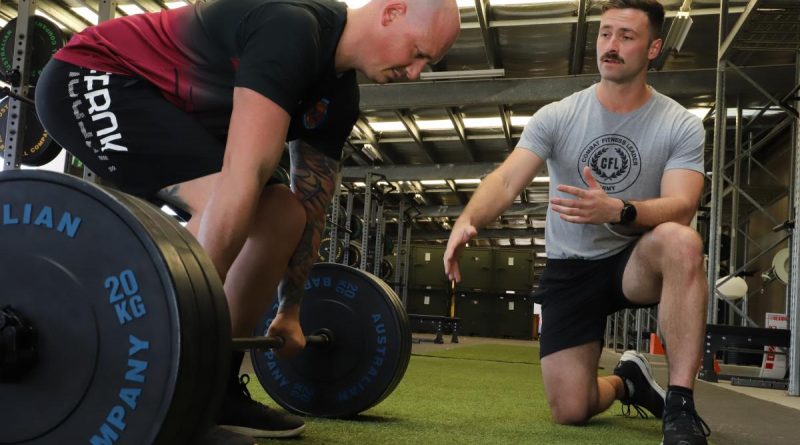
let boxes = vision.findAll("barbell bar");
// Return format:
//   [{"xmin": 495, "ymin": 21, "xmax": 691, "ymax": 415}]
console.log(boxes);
[{"xmin": 231, "ymin": 328, "xmax": 333, "ymax": 351}]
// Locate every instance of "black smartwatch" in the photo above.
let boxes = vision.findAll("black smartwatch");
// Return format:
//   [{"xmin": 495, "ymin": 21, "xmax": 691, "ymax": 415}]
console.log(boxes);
[{"xmin": 618, "ymin": 199, "xmax": 637, "ymax": 225}]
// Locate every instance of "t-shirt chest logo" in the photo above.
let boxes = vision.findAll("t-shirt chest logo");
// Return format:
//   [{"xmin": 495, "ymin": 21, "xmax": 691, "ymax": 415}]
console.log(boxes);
[
  {"xmin": 303, "ymin": 98, "xmax": 330, "ymax": 129},
  {"xmin": 577, "ymin": 134, "xmax": 641, "ymax": 193}
]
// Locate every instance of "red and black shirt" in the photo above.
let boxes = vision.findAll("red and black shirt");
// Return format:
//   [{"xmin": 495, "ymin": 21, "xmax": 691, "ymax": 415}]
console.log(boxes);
[{"xmin": 54, "ymin": 0, "xmax": 358, "ymax": 159}]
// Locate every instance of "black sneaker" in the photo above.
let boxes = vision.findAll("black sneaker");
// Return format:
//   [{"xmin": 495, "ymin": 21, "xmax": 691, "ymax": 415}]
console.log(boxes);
[
  {"xmin": 662, "ymin": 392, "xmax": 711, "ymax": 445},
  {"xmin": 218, "ymin": 374, "xmax": 306, "ymax": 438},
  {"xmin": 613, "ymin": 350, "xmax": 666, "ymax": 418},
  {"xmin": 198, "ymin": 425, "xmax": 256, "ymax": 445}
]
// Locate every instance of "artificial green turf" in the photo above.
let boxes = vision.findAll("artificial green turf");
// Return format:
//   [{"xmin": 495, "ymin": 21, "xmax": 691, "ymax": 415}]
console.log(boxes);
[{"xmin": 249, "ymin": 343, "xmax": 676, "ymax": 444}]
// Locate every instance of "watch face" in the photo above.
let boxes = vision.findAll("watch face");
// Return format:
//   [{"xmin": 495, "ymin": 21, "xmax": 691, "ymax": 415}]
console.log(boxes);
[{"xmin": 622, "ymin": 203, "xmax": 636, "ymax": 223}]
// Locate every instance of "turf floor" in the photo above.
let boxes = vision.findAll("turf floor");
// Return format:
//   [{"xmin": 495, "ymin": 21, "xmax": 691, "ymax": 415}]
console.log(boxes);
[{"xmin": 248, "ymin": 343, "xmax": 671, "ymax": 444}]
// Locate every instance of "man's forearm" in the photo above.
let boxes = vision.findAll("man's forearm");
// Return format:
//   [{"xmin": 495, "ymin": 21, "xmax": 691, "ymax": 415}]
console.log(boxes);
[
  {"xmin": 199, "ymin": 173, "xmax": 263, "ymax": 282},
  {"xmin": 628, "ymin": 196, "xmax": 698, "ymax": 228},
  {"xmin": 457, "ymin": 170, "xmax": 519, "ymax": 229},
  {"xmin": 279, "ymin": 141, "xmax": 339, "ymax": 311}
]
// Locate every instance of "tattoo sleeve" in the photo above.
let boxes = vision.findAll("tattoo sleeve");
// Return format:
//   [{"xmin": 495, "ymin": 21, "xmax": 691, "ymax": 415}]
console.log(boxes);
[{"xmin": 278, "ymin": 140, "xmax": 340, "ymax": 310}]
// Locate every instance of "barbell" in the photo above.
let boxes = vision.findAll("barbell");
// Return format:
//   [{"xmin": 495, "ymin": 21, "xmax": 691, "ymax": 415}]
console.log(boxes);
[
  {"xmin": 231, "ymin": 329, "xmax": 331, "ymax": 350},
  {"xmin": 0, "ymin": 170, "xmax": 411, "ymax": 444}
]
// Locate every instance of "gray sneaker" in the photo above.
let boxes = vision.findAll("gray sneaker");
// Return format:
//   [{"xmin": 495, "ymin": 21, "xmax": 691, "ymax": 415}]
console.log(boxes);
[{"xmin": 613, "ymin": 350, "xmax": 666, "ymax": 418}]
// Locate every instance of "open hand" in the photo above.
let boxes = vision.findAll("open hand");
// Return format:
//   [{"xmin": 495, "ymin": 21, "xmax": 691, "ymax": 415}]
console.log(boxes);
[{"xmin": 550, "ymin": 166, "xmax": 622, "ymax": 224}]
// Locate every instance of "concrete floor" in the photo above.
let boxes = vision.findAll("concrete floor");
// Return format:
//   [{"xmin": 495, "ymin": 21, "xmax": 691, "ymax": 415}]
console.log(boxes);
[
  {"xmin": 598, "ymin": 349, "xmax": 800, "ymax": 445},
  {"xmin": 242, "ymin": 334, "xmax": 800, "ymax": 444}
]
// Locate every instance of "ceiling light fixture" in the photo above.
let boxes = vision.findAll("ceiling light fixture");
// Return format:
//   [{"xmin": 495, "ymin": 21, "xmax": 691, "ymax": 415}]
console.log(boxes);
[
  {"xmin": 416, "ymin": 119, "xmax": 454, "ymax": 131},
  {"xmin": 118, "ymin": 4, "xmax": 146, "ymax": 15},
  {"xmin": 420, "ymin": 68, "xmax": 505, "ymax": 81},
  {"xmin": 71, "ymin": 7, "xmax": 99, "ymax": 24},
  {"xmin": 463, "ymin": 117, "xmax": 502, "ymax": 129},
  {"xmin": 511, "ymin": 116, "xmax": 532, "ymax": 127},
  {"xmin": 653, "ymin": 0, "xmax": 693, "ymax": 70},
  {"xmin": 368, "ymin": 121, "xmax": 406, "ymax": 132},
  {"xmin": 165, "ymin": 1, "xmax": 189, "ymax": 8},
  {"xmin": 454, "ymin": 178, "xmax": 482, "ymax": 185}
]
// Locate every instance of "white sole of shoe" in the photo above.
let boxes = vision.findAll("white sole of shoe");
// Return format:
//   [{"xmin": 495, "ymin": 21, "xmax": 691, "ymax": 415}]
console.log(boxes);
[
  {"xmin": 620, "ymin": 351, "xmax": 666, "ymax": 398},
  {"xmin": 220, "ymin": 423, "xmax": 306, "ymax": 439}
]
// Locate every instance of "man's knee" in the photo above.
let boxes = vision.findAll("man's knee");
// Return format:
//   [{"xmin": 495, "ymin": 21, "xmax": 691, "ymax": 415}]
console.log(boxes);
[
  {"xmin": 649, "ymin": 222, "xmax": 704, "ymax": 266},
  {"xmin": 549, "ymin": 398, "xmax": 592, "ymax": 425}
]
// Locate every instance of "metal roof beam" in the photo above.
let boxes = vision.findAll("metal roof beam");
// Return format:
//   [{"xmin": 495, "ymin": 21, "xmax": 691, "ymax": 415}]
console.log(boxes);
[
  {"xmin": 387, "ymin": 202, "xmax": 547, "ymax": 218},
  {"xmin": 353, "ymin": 115, "xmax": 396, "ymax": 164},
  {"xmin": 38, "ymin": 3, "xmax": 90, "ymax": 33},
  {"xmin": 359, "ymin": 65, "xmax": 795, "ymax": 109},
  {"xmin": 569, "ymin": 0, "xmax": 588, "ymax": 75},
  {"xmin": 410, "ymin": 228, "xmax": 544, "ymax": 241},
  {"xmin": 458, "ymin": 6, "xmax": 747, "ymax": 30},
  {"xmin": 474, "ymin": 0, "xmax": 500, "ymax": 68},
  {"xmin": 396, "ymin": 109, "xmax": 438, "ymax": 163},
  {"xmin": 342, "ymin": 162, "xmax": 499, "ymax": 182},
  {"xmin": 719, "ymin": 0, "xmax": 762, "ymax": 62},
  {"xmin": 446, "ymin": 107, "xmax": 477, "ymax": 161},
  {"xmin": 499, "ymin": 104, "xmax": 514, "ymax": 150}
]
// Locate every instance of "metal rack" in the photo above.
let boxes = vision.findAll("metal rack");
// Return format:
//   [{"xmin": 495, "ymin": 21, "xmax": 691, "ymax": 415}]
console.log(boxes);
[
  {"xmin": 706, "ymin": 0, "xmax": 800, "ymax": 396},
  {"xmin": 1, "ymin": 0, "xmax": 36, "ymax": 172},
  {"xmin": 605, "ymin": 308, "xmax": 658, "ymax": 355}
]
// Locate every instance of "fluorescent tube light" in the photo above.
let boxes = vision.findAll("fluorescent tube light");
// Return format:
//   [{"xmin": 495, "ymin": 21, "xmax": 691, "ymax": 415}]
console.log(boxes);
[
  {"xmin": 72, "ymin": 7, "xmax": 99, "ymax": 24},
  {"xmin": 119, "ymin": 4, "xmax": 146, "ymax": 15},
  {"xmin": 420, "ymin": 68, "xmax": 505, "ymax": 81},
  {"xmin": 368, "ymin": 121, "xmax": 406, "ymax": 132}
]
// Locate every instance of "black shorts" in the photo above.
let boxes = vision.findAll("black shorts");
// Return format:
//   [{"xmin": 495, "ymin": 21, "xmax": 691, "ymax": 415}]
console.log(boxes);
[
  {"xmin": 533, "ymin": 242, "xmax": 657, "ymax": 358},
  {"xmin": 36, "ymin": 59, "xmax": 232, "ymax": 198}
]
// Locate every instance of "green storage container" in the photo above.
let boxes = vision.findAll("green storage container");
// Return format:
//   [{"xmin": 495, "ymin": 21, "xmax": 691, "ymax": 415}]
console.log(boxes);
[
  {"xmin": 456, "ymin": 247, "xmax": 493, "ymax": 291},
  {"xmin": 494, "ymin": 293, "xmax": 534, "ymax": 340},
  {"xmin": 406, "ymin": 288, "xmax": 451, "ymax": 317},
  {"xmin": 454, "ymin": 291, "xmax": 495, "ymax": 337},
  {"xmin": 493, "ymin": 249, "xmax": 534, "ymax": 292},
  {"xmin": 410, "ymin": 245, "xmax": 449, "ymax": 288}
]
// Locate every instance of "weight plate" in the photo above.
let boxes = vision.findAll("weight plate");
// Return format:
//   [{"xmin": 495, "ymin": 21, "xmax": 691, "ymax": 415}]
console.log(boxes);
[
  {"xmin": 0, "ymin": 170, "xmax": 188, "ymax": 444},
  {"xmin": 372, "ymin": 276, "xmax": 412, "ymax": 403},
  {"xmin": 112, "ymin": 192, "xmax": 223, "ymax": 443},
  {"xmin": 0, "ymin": 94, "xmax": 62, "ymax": 167},
  {"xmin": 318, "ymin": 237, "xmax": 344, "ymax": 263},
  {"xmin": 251, "ymin": 263, "xmax": 411, "ymax": 418},
  {"xmin": 121, "ymin": 195, "xmax": 231, "ymax": 433},
  {"xmin": 346, "ymin": 242, "xmax": 361, "ymax": 268},
  {"xmin": 0, "ymin": 17, "xmax": 66, "ymax": 85},
  {"xmin": 380, "ymin": 257, "xmax": 394, "ymax": 281},
  {"xmin": 333, "ymin": 207, "xmax": 362, "ymax": 239},
  {"xmin": 349, "ymin": 215, "xmax": 363, "ymax": 239}
]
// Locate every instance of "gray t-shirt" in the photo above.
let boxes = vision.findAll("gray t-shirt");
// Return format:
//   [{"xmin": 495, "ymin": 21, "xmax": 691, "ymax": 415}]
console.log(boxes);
[{"xmin": 518, "ymin": 84, "xmax": 704, "ymax": 260}]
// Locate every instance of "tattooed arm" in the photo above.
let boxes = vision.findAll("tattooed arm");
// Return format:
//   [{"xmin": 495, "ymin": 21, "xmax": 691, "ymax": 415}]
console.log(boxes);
[
  {"xmin": 267, "ymin": 139, "xmax": 339, "ymax": 356},
  {"xmin": 280, "ymin": 140, "xmax": 339, "ymax": 308}
]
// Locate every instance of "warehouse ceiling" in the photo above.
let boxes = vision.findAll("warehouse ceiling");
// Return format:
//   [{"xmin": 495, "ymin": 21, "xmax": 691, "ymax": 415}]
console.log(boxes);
[{"xmin": 2, "ymin": 0, "xmax": 799, "ymax": 250}]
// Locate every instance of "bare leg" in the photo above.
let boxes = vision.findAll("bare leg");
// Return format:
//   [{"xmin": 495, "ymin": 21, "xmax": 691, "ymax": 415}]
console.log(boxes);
[
  {"xmin": 223, "ymin": 186, "xmax": 305, "ymax": 336},
  {"xmin": 158, "ymin": 175, "xmax": 306, "ymax": 337},
  {"xmin": 622, "ymin": 222, "xmax": 707, "ymax": 388},
  {"xmin": 541, "ymin": 341, "xmax": 624, "ymax": 424}
]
